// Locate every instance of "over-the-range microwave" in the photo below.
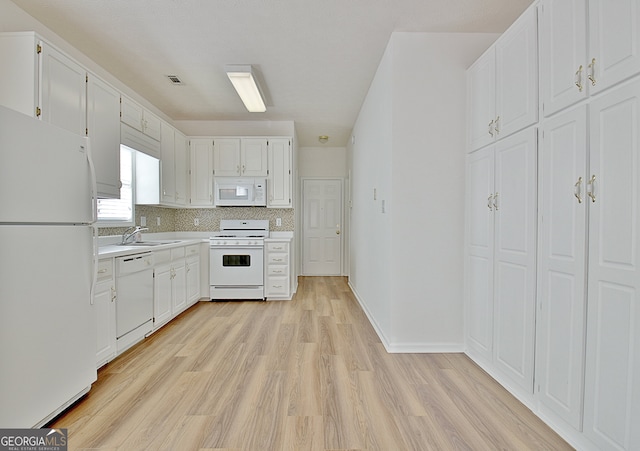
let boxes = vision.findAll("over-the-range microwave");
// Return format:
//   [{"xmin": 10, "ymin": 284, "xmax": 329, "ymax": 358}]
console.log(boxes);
[{"xmin": 214, "ymin": 177, "xmax": 266, "ymax": 207}]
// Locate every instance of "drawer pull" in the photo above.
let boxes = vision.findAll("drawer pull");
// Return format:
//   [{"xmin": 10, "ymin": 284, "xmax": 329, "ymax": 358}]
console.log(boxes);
[{"xmin": 98, "ymin": 268, "xmax": 108, "ymax": 274}]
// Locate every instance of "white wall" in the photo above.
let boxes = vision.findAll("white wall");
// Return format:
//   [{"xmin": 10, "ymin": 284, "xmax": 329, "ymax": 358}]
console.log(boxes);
[
  {"xmin": 298, "ymin": 146, "xmax": 347, "ymax": 177},
  {"xmin": 349, "ymin": 32, "xmax": 499, "ymax": 352}
]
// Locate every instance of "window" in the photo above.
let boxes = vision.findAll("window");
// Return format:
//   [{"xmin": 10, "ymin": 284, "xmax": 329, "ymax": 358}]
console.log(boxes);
[{"xmin": 97, "ymin": 145, "xmax": 134, "ymax": 226}]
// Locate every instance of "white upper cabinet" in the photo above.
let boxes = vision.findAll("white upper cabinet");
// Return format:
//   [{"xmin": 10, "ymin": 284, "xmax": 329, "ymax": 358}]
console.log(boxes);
[
  {"xmin": 160, "ymin": 122, "xmax": 176, "ymax": 205},
  {"xmin": 213, "ymin": 137, "xmax": 268, "ymax": 177},
  {"xmin": 213, "ymin": 138, "xmax": 241, "ymax": 176},
  {"xmin": 87, "ymin": 74, "xmax": 121, "ymax": 199},
  {"xmin": 174, "ymin": 130, "xmax": 188, "ymax": 206},
  {"xmin": 40, "ymin": 42, "xmax": 87, "ymax": 136},
  {"xmin": 467, "ymin": 6, "xmax": 538, "ymax": 151},
  {"xmin": 120, "ymin": 95, "xmax": 161, "ymax": 141},
  {"xmin": 541, "ymin": 0, "xmax": 640, "ymax": 116},
  {"xmin": 189, "ymin": 138, "xmax": 214, "ymax": 206},
  {"xmin": 240, "ymin": 138, "xmax": 268, "ymax": 177},
  {"xmin": 267, "ymin": 138, "xmax": 292, "ymax": 208}
]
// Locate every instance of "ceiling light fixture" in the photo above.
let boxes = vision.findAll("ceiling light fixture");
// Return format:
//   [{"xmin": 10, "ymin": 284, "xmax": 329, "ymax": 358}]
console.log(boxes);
[
  {"xmin": 225, "ymin": 65, "xmax": 266, "ymax": 113},
  {"xmin": 318, "ymin": 135, "xmax": 329, "ymax": 144}
]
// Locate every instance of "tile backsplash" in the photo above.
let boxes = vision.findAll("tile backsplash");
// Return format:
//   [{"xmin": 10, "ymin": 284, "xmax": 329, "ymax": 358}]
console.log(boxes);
[{"xmin": 99, "ymin": 205, "xmax": 294, "ymax": 236}]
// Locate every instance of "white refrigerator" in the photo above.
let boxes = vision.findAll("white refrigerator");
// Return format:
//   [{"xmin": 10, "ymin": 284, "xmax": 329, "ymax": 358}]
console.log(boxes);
[{"xmin": 0, "ymin": 105, "xmax": 98, "ymax": 427}]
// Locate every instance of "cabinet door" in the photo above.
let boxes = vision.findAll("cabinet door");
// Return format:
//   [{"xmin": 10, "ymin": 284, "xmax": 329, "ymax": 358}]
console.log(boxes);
[
  {"xmin": 190, "ymin": 139, "xmax": 214, "ymax": 206},
  {"xmin": 492, "ymin": 128, "xmax": 537, "ymax": 393},
  {"xmin": 588, "ymin": 0, "xmax": 640, "ymax": 95},
  {"xmin": 186, "ymin": 256, "xmax": 200, "ymax": 305},
  {"xmin": 160, "ymin": 122, "xmax": 176, "ymax": 204},
  {"xmin": 241, "ymin": 138, "xmax": 268, "ymax": 176},
  {"xmin": 87, "ymin": 74, "xmax": 121, "ymax": 199},
  {"xmin": 467, "ymin": 48, "xmax": 496, "ymax": 151},
  {"xmin": 213, "ymin": 138, "xmax": 241, "ymax": 176},
  {"xmin": 537, "ymin": 106, "xmax": 587, "ymax": 429},
  {"xmin": 172, "ymin": 260, "xmax": 187, "ymax": 315},
  {"xmin": 584, "ymin": 79, "xmax": 640, "ymax": 450},
  {"xmin": 465, "ymin": 147, "xmax": 495, "ymax": 361},
  {"xmin": 40, "ymin": 43, "xmax": 86, "ymax": 136},
  {"xmin": 142, "ymin": 110, "xmax": 161, "ymax": 141},
  {"xmin": 540, "ymin": 0, "xmax": 588, "ymax": 116},
  {"xmin": 0, "ymin": 33, "xmax": 39, "ymax": 117},
  {"xmin": 154, "ymin": 263, "xmax": 173, "ymax": 328},
  {"xmin": 268, "ymin": 138, "xmax": 292, "ymax": 207},
  {"xmin": 495, "ymin": 6, "xmax": 538, "ymax": 140},
  {"xmin": 120, "ymin": 95, "xmax": 143, "ymax": 132},
  {"xmin": 174, "ymin": 131, "xmax": 188, "ymax": 206},
  {"xmin": 95, "ymin": 278, "xmax": 116, "ymax": 368}
]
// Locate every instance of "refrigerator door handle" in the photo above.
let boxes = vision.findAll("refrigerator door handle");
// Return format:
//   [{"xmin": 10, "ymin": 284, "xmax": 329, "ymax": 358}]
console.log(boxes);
[
  {"xmin": 84, "ymin": 139, "xmax": 98, "ymax": 224},
  {"xmin": 90, "ymin": 224, "xmax": 98, "ymax": 305}
]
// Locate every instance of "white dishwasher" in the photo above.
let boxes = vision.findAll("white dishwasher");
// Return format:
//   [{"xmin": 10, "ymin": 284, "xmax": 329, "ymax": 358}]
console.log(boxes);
[{"xmin": 115, "ymin": 252, "xmax": 154, "ymax": 354}]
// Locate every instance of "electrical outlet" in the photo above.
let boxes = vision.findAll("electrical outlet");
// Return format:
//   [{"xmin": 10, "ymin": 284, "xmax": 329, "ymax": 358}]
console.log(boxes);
[
  {"xmin": 156, "ymin": 217, "xmax": 161, "ymax": 226},
  {"xmin": 140, "ymin": 216, "xmax": 146, "ymax": 226},
  {"xmin": 276, "ymin": 218, "xmax": 282, "ymax": 227},
  {"xmin": 194, "ymin": 218, "xmax": 200, "ymax": 226}
]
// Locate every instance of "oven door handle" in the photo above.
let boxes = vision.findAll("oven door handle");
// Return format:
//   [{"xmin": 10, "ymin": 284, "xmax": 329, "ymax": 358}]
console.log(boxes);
[{"xmin": 210, "ymin": 245, "xmax": 263, "ymax": 250}]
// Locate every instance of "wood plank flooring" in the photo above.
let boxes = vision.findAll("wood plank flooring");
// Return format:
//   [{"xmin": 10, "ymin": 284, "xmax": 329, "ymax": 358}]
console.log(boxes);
[{"xmin": 51, "ymin": 276, "xmax": 572, "ymax": 450}]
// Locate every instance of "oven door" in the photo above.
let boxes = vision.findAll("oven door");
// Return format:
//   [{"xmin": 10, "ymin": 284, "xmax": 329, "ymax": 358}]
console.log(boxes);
[{"xmin": 210, "ymin": 246, "xmax": 264, "ymax": 287}]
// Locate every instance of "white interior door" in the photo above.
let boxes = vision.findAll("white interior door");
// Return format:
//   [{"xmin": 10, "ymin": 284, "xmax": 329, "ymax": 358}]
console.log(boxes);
[{"xmin": 302, "ymin": 179, "xmax": 342, "ymax": 275}]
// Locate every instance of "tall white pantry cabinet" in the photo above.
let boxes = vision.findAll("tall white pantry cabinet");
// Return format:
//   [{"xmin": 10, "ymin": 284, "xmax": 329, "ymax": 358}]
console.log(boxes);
[{"xmin": 466, "ymin": 1, "xmax": 640, "ymax": 449}]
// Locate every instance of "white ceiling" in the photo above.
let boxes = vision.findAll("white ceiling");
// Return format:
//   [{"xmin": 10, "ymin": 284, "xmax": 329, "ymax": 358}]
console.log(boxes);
[{"xmin": 9, "ymin": 0, "xmax": 532, "ymax": 146}]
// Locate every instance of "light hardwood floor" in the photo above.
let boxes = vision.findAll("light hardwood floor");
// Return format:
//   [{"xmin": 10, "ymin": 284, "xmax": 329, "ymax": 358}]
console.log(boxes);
[{"xmin": 51, "ymin": 276, "xmax": 572, "ymax": 450}]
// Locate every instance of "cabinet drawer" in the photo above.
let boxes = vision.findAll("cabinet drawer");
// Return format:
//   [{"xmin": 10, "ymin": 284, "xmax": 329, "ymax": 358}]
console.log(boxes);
[
  {"xmin": 185, "ymin": 244, "xmax": 200, "ymax": 257},
  {"xmin": 171, "ymin": 246, "xmax": 185, "ymax": 260},
  {"xmin": 154, "ymin": 249, "xmax": 171, "ymax": 265},
  {"xmin": 266, "ymin": 241, "xmax": 289, "ymax": 253},
  {"xmin": 97, "ymin": 258, "xmax": 113, "ymax": 281},
  {"xmin": 268, "ymin": 265, "xmax": 288, "ymax": 276},
  {"xmin": 267, "ymin": 253, "xmax": 288, "ymax": 265},
  {"xmin": 266, "ymin": 276, "xmax": 289, "ymax": 295}
]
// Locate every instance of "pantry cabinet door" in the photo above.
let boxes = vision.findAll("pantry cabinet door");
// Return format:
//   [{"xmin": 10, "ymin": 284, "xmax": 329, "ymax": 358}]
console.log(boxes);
[
  {"xmin": 495, "ymin": 6, "xmax": 538, "ymax": 139},
  {"xmin": 492, "ymin": 128, "xmax": 537, "ymax": 393},
  {"xmin": 583, "ymin": 79, "xmax": 640, "ymax": 451},
  {"xmin": 588, "ymin": 0, "xmax": 640, "ymax": 95},
  {"xmin": 465, "ymin": 147, "xmax": 495, "ymax": 361},
  {"xmin": 536, "ymin": 106, "xmax": 588, "ymax": 429},
  {"xmin": 467, "ymin": 48, "xmax": 496, "ymax": 151},
  {"xmin": 540, "ymin": 0, "xmax": 588, "ymax": 116}
]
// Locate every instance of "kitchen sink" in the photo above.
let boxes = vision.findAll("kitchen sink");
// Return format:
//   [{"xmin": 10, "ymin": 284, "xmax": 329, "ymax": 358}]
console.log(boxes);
[{"xmin": 119, "ymin": 240, "xmax": 182, "ymax": 246}]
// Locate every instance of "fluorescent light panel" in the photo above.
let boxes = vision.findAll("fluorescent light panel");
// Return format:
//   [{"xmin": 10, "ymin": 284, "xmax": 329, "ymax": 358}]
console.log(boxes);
[{"xmin": 225, "ymin": 65, "xmax": 266, "ymax": 113}]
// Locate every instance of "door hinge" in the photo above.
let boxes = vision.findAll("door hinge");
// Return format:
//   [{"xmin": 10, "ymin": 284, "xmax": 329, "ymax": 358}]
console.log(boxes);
[
  {"xmin": 289, "ymin": 169, "xmax": 291, "ymax": 174},
  {"xmin": 86, "ymin": 74, "xmax": 88, "ymax": 83},
  {"xmin": 35, "ymin": 106, "xmax": 41, "ymax": 117},
  {"xmin": 36, "ymin": 43, "xmax": 42, "ymax": 54},
  {"xmin": 86, "ymin": 128, "xmax": 89, "ymax": 136}
]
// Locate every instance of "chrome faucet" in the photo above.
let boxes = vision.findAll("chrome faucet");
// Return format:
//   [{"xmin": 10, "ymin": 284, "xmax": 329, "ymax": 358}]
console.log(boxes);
[{"xmin": 121, "ymin": 225, "xmax": 149, "ymax": 244}]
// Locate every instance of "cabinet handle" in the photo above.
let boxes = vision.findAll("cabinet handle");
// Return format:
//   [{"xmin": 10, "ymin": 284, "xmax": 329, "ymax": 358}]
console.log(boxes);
[
  {"xmin": 111, "ymin": 287, "xmax": 116, "ymax": 302},
  {"xmin": 574, "ymin": 177, "xmax": 583, "ymax": 204},
  {"xmin": 494, "ymin": 116, "xmax": 500, "ymax": 135},
  {"xmin": 575, "ymin": 65, "xmax": 584, "ymax": 92},
  {"xmin": 588, "ymin": 58, "xmax": 597, "ymax": 86},
  {"xmin": 273, "ymin": 258, "xmax": 283, "ymax": 262},
  {"xmin": 98, "ymin": 268, "xmax": 108, "ymax": 274},
  {"xmin": 242, "ymin": 164, "xmax": 246, "ymax": 173},
  {"xmin": 493, "ymin": 192, "xmax": 499, "ymax": 210},
  {"xmin": 237, "ymin": 165, "xmax": 240, "ymax": 174},
  {"xmin": 587, "ymin": 175, "xmax": 596, "ymax": 203},
  {"xmin": 488, "ymin": 119, "xmax": 495, "ymax": 137},
  {"xmin": 487, "ymin": 194, "xmax": 494, "ymax": 211}
]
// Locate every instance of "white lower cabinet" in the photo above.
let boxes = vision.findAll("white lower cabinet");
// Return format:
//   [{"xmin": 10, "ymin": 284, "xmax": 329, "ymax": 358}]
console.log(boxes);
[
  {"xmin": 95, "ymin": 258, "xmax": 116, "ymax": 368},
  {"xmin": 264, "ymin": 238, "xmax": 293, "ymax": 300},
  {"xmin": 185, "ymin": 245, "xmax": 201, "ymax": 306},
  {"xmin": 153, "ymin": 247, "xmax": 187, "ymax": 329},
  {"xmin": 465, "ymin": 127, "xmax": 537, "ymax": 394}
]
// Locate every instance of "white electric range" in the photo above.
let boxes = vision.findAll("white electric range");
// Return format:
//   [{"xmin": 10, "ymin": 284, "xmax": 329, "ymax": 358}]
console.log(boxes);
[{"xmin": 209, "ymin": 219, "xmax": 269, "ymax": 300}]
